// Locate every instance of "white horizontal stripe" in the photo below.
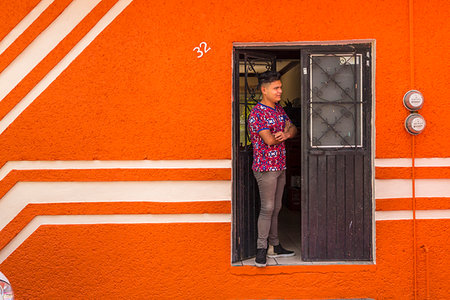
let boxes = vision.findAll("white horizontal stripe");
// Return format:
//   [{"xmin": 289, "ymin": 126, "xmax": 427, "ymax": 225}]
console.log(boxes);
[
  {"xmin": 0, "ymin": 0, "xmax": 101, "ymax": 102},
  {"xmin": 375, "ymin": 179, "xmax": 450, "ymax": 199},
  {"xmin": 0, "ymin": 0, "xmax": 133, "ymax": 134},
  {"xmin": 376, "ymin": 210, "xmax": 450, "ymax": 221},
  {"xmin": 375, "ymin": 158, "xmax": 450, "ymax": 167},
  {"xmin": 0, "ymin": 159, "xmax": 232, "ymax": 181},
  {"xmin": 375, "ymin": 179, "xmax": 411, "ymax": 199},
  {"xmin": 376, "ymin": 210, "xmax": 411, "ymax": 220},
  {"xmin": 416, "ymin": 179, "xmax": 450, "ymax": 197},
  {"xmin": 415, "ymin": 158, "xmax": 450, "ymax": 167},
  {"xmin": 375, "ymin": 158, "xmax": 412, "ymax": 167},
  {"xmin": 0, "ymin": 0, "xmax": 54, "ymax": 55},
  {"xmin": 0, "ymin": 213, "xmax": 231, "ymax": 264},
  {"xmin": 0, "ymin": 181, "xmax": 231, "ymax": 231}
]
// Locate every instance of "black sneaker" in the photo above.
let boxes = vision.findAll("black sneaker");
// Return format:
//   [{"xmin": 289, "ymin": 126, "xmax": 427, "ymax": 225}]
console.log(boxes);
[
  {"xmin": 267, "ymin": 244, "xmax": 295, "ymax": 258},
  {"xmin": 255, "ymin": 248, "xmax": 267, "ymax": 267}
]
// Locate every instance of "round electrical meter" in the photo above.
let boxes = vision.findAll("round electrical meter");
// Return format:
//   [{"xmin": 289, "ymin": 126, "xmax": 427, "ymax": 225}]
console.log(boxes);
[
  {"xmin": 405, "ymin": 113, "xmax": 426, "ymax": 135},
  {"xmin": 403, "ymin": 90, "xmax": 424, "ymax": 111}
]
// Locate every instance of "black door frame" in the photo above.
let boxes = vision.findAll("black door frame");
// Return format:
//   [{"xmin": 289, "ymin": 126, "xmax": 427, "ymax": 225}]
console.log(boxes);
[{"xmin": 232, "ymin": 41, "xmax": 375, "ymax": 263}]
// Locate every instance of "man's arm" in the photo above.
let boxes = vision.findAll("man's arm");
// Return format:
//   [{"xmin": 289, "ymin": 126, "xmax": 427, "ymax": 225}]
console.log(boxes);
[
  {"xmin": 258, "ymin": 121, "xmax": 297, "ymax": 145},
  {"xmin": 286, "ymin": 120, "xmax": 297, "ymax": 137},
  {"xmin": 274, "ymin": 120, "xmax": 297, "ymax": 142},
  {"xmin": 258, "ymin": 129, "xmax": 281, "ymax": 146}
]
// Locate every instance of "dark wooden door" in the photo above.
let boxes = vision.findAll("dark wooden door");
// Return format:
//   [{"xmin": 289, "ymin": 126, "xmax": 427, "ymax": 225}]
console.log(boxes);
[
  {"xmin": 232, "ymin": 50, "xmax": 276, "ymax": 262},
  {"xmin": 300, "ymin": 46, "xmax": 373, "ymax": 261}
]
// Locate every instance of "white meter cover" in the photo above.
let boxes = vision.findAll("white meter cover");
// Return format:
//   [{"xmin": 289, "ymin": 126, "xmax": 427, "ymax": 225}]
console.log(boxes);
[
  {"xmin": 0, "ymin": 271, "xmax": 9, "ymax": 284},
  {"xmin": 403, "ymin": 90, "xmax": 424, "ymax": 111},
  {"xmin": 405, "ymin": 113, "xmax": 426, "ymax": 135}
]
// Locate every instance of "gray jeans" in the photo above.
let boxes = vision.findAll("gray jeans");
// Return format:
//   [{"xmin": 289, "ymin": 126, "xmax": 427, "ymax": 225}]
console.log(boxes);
[{"xmin": 253, "ymin": 170, "xmax": 286, "ymax": 249}]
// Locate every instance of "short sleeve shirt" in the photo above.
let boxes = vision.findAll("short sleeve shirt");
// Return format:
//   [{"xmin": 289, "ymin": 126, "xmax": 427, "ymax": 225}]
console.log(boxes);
[{"xmin": 248, "ymin": 102, "xmax": 291, "ymax": 172}]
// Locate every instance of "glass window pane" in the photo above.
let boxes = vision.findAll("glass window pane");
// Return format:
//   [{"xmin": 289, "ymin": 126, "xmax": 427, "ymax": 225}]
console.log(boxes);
[
  {"xmin": 310, "ymin": 54, "xmax": 362, "ymax": 148},
  {"xmin": 311, "ymin": 103, "xmax": 361, "ymax": 146}
]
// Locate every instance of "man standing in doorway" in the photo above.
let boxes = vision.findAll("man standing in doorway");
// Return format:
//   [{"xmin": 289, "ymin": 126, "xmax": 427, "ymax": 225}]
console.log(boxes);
[{"xmin": 248, "ymin": 70, "xmax": 297, "ymax": 267}]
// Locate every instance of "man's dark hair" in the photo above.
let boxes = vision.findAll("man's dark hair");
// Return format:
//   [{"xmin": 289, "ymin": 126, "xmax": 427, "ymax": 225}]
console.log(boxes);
[{"xmin": 257, "ymin": 70, "xmax": 281, "ymax": 89}]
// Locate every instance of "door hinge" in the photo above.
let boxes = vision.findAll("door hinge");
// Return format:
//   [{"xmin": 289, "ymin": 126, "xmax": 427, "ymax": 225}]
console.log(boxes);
[{"xmin": 303, "ymin": 67, "xmax": 308, "ymax": 75}]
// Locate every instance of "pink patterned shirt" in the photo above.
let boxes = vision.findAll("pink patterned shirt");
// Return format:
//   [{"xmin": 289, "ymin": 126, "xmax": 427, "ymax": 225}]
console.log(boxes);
[{"xmin": 248, "ymin": 102, "xmax": 290, "ymax": 172}]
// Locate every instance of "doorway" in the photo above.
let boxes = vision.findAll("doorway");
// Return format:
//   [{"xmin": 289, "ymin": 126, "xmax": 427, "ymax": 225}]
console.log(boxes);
[{"xmin": 232, "ymin": 43, "xmax": 373, "ymax": 264}]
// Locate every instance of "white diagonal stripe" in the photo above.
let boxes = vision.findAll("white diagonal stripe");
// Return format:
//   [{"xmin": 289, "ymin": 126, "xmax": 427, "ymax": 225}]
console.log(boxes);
[
  {"xmin": 0, "ymin": 0, "xmax": 55, "ymax": 55},
  {"xmin": 0, "ymin": 0, "xmax": 133, "ymax": 134},
  {"xmin": 0, "ymin": 0, "xmax": 101, "ymax": 102},
  {"xmin": 0, "ymin": 159, "xmax": 232, "ymax": 181},
  {"xmin": 2, "ymin": 209, "xmax": 448, "ymax": 264},
  {"xmin": 0, "ymin": 181, "xmax": 231, "ymax": 231},
  {"xmin": 0, "ymin": 213, "xmax": 231, "ymax": 264}
]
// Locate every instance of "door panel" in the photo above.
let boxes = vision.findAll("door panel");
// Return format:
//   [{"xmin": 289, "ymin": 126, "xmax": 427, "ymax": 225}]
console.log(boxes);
[
  {"xmin": 301, "ymin": 46, "xmax": 372, "ymax": 261},
  {"xmin": 232, "ymin": 50, "xmax": 276, "ymax": 262}
]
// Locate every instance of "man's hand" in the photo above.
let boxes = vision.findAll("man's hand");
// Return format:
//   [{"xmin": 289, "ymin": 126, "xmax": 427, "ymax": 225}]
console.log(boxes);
[{"xmin": 274, "ymin": 131, "xmax": 290, "ymax": 142}]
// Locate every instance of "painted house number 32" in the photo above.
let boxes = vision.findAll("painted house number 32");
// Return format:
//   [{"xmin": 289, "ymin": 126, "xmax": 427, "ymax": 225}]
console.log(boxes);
[{"xmin": 193, "ymin": 42, "xmax": 211, "ymax": 58}]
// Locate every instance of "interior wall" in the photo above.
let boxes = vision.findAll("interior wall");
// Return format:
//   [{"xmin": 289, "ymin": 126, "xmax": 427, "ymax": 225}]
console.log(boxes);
[{"xmin": 280, "ymin": 61, "xmax": 301, "ymax": 108}]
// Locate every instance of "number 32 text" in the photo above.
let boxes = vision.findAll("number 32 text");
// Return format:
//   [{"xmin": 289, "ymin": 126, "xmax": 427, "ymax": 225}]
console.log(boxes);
[{"xmin": 193, "ymin": 42, "xmax": 211, "ymax": 58}]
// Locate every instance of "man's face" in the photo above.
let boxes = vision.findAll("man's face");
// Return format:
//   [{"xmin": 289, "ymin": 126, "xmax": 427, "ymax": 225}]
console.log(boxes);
[{"xmin": 261, "ymin": 80, "xmax": 282, "ymax": 104}]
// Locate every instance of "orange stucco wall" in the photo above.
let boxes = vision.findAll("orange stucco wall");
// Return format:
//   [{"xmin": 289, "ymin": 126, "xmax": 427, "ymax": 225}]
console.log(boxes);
[
  {"xmin": 0, "ymin": 0, "xmax": 449, "ymax": 163},
  {"xmin": 0, "ymin": 0, "xmax": 449, "ymax": 299},
  {"xmin": 1, "ymin": 221, "xmax": 449, "ymax": 299}
]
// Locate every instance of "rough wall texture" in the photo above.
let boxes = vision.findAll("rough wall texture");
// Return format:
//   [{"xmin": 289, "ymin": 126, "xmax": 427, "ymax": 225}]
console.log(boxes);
[
  {"xmin": 0, "ymin": 0, "xmax": 449, "ymax": 299},
  {"xmin": 0, "ymin": 0, "xmax": 449, "ymax": 162},
  {"xmin": 1, "ymin": 221, "xmax": 449, "ymax": 299}
]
